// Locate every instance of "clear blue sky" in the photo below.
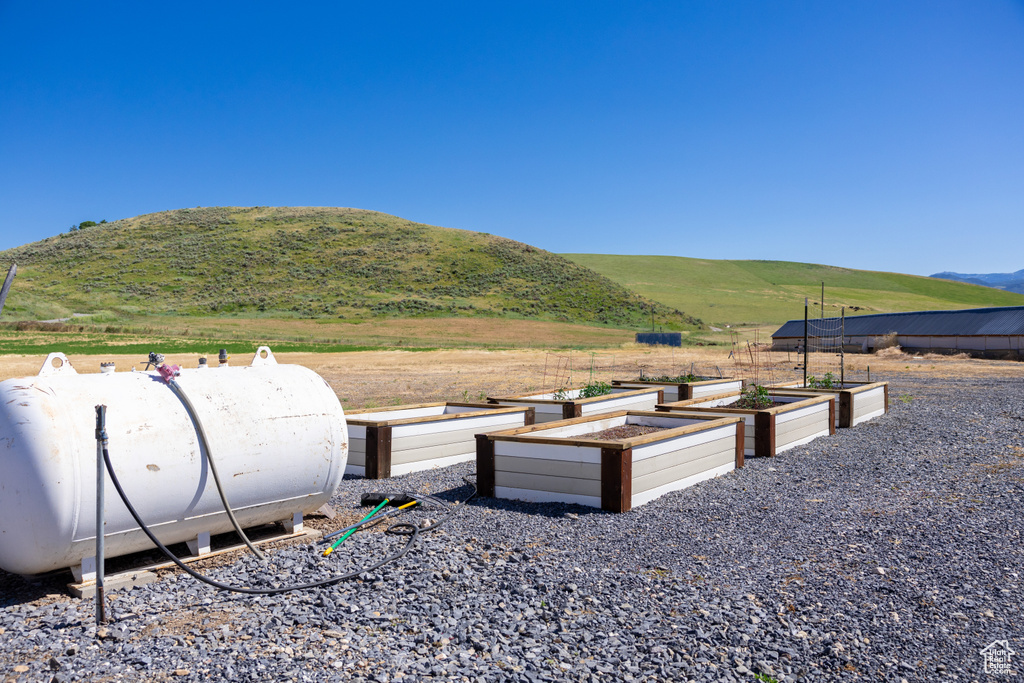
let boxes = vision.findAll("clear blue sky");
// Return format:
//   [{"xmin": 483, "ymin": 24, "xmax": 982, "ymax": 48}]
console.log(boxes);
[{"xmin": 2, "ymin": 1, "xmax": 1022, "ymax": 276}]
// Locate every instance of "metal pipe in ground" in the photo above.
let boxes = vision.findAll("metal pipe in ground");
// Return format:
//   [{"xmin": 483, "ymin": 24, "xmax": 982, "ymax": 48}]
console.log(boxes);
[{"xmin": 94, "ymin": 405, "xmax": 107, "ymax": 626}]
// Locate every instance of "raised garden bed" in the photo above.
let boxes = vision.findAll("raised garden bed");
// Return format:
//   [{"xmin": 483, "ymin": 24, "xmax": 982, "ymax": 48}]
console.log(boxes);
[
  {"xmin": 611, "ymin": 377, "xmax": 745, "ymax": 403},
  {"xmin": 657, "ymin": 391, "xmax": 835, "ymax": 458},
  {"xmin": 345, "ymin": 402, "xmax": 534, "ymax": 479},
  {"xmin": 487, "ymin": 386, "xmax": 664, "ymax": 424},
  {"xmin": 476, "ymin": 410, "xmax": 743, "ymax": 512},
  {"xmin": 768, "ymin": 381, "xmax": 889, "ymax": 428}
]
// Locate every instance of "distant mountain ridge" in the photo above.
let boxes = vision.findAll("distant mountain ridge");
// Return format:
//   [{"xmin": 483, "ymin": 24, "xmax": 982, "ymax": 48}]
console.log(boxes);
[{"xmin": 930, "ymin": 269, "xmax": 1024, "ymax": 295}]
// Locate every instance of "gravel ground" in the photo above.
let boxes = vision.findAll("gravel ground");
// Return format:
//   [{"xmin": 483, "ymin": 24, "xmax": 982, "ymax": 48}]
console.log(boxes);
[{"xmin": 1, "ymin": 373, "xmax": 1022, "ymax": 682}]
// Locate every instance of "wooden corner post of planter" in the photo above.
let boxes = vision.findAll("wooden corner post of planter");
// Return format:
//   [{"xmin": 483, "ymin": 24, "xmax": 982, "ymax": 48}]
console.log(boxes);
[
  {"xmin": 562, "ymin": 403, "xmax": 583, "ymax": 420},
  {"xmin": 828, "ymin": 397, "xmax": 836, "ymax": 435},
  {"xmin": 754, "ymin": 412, "xmax": 776, "ymax": 458},
  {"xmin": 735, "ymin": 420, "xmax": 745, "ymax": 469},
  {"xmin": 601, "ymin": 447, "xmax": 632, "ymax": 513},
  {"xmin": 364, "ymin": 425, "xmax": 393, "ymax": 479},
  {"xmin": 475, "ymin": 435, "xmax": 496, "ymax": 497},
  {"xmin": 838, "ymin": 393, "xmax": 852, "ymax": 430},
  {"xmin": 524, "ymin": 407, "xmax": 536, "ymax": 426}
]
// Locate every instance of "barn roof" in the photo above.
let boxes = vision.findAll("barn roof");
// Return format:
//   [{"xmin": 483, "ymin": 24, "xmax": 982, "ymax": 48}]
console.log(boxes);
[{"xmin": 771, "ymin": 306, "xmax": 1024, "ymax": 338}]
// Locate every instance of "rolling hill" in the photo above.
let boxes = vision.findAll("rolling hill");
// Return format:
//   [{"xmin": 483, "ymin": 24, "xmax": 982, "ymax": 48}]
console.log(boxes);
[
  {"xmin": 561, "ymin": 254, "xmax": 1024, "ymax": 328},
  {"xmin": 0, "ymin": 207, "xmax": 700, "ymax": 332}
]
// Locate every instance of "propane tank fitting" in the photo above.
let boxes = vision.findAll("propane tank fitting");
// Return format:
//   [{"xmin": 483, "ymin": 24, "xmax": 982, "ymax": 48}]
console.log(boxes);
[
  {"xmin": 100, "ymin": 363, "xmax": 115, "ymax": 374},
  {"xmin": 198, "ymin": 357, "xmax": 208, "ymax": 369},
  {"xmin": 218, "ymin": 349, "xmax": 229, "ymax": 367}
]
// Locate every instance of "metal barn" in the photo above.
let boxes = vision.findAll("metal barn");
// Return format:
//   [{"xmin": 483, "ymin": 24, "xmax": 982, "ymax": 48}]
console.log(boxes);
[{"xmin": 771, "ymin": 306, "xmax": 1024, "ymax": 359}]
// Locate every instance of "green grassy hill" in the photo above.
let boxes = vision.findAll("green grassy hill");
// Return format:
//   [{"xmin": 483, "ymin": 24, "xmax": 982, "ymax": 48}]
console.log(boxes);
[
  {"xmin": 0, "ymin": 207, "xmax": 700, "ymax": 331},
  {"xmin": 561, "ymin": 254, "xmax": 1024, "ymax": 327}
]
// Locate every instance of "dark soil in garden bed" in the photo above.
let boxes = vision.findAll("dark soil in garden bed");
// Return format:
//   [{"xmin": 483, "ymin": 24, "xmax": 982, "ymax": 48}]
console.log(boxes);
[
  {"xmin": 733, "ymin": 400, "xmax": 793, "ymax": 410},
  {"xmin": 575, "ymin": 424, "xmax": 668, "ymax": 440}
]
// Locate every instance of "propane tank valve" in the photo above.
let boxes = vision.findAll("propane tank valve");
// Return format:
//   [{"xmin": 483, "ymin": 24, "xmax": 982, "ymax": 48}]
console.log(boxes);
[{"xmin": 156, "ymin": 363, "xmax": 181, "ymax": 384}]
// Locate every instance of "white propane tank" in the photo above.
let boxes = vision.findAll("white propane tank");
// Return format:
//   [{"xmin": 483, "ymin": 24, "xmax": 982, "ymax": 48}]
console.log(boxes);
[{"xmin": 0, "ymin": 347, "xmax": 348, "ymax": 576}]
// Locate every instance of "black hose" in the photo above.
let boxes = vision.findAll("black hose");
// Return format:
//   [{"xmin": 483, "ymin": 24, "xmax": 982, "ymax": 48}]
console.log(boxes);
[
  {"xmin": 320, "ymin": 493, "xmax": 457, "ymax": 541},
  {"xmin": 101, "ymin": 442, "xmax": 476, "ymax": 595},
  {"xmin": 165, "ymin": 377, "xmax": 266, "ymax": 562}
]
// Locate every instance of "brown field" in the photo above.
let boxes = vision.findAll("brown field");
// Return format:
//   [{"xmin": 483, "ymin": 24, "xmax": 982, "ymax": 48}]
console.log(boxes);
[{"xmin": 3, "ymin": 345, "xmax": 1020, "ymax": 409}]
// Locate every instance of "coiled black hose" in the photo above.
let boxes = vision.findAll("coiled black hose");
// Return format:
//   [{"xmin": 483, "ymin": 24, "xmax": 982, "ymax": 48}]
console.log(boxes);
[{"xmin": 102, "ymin": 441, "xmax": 476, "ymax": 595}]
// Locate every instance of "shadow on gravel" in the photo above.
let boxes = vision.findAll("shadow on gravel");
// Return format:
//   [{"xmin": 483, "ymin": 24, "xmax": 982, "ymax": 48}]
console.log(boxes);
[
  {"xmin": 467, "ymin": 494, "xmax": 614, "ymax": 519},
  {"xmin": 0, "ymin": 567, "xmax": 75, "ymax": 607}
]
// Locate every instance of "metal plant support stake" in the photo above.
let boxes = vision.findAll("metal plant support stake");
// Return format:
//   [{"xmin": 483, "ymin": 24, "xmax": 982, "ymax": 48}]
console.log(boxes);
[
  {"xmin": 841, "ymin": 307, "xmax": 846, "ymax": 387},
  {"xmin": 803, "ymin": 298, "xmax": 809, "ymax": 387},
  {"xmin": 95, "ymin": 405, "xmax": 108, "ymax": 626}
]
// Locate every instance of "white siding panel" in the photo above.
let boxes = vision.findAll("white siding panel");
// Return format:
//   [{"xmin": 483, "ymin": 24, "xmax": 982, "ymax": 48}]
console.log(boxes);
[
  {"xmin": 526, "ymin": 415, "xmax": 627, "ymax": 439},
  {"xmin": 494, "ymin": 486, "xmax": 601, "ymax": 509},
  {"xmin": 852, "ymin": 407, "xmax": 885, "ymax": 426},
  {"xmin": 441, "ymin": 405, "xmax": 495, "ymax": 415},
  {"xmin": 627, "ymin": 414, "xmax": 707, "ymax": 429},
  {"xmin": 391, "ymin": 412, "xmax": 524, "ymax": 439},
  {"xmin": 632, "ymin": 424, "xmax": 736, "ymax": 462},
  {"xmin": 632, "ymin": 440, "xmax": 734, "ymax": 491},
  {"xmin": 495, "ymin": 440, "xmax": 603, "ymax": 464},
  {"xmin": 692, "ymin": 380, "xmax": 743, "ymax": 398},
  {"xmin": 390, "ymin": 452, "xmax": 475, "ymax": 476},
  {"xmin": 580, "ymin": 393, "xmax": 660, "ymax": 416},
  {"xmin": 392, "ymin": 440, "xmax": 477, "ymax": 465},
  {"xmin": 775, "ymin": 431, "xmax": 826, "ymax": 454},
  {"xmin": 495, "ymin": 471, "xmax": 602, "ymax": 497},
  {"xmin": 775, "ymin": 401, "xmax": 829, "ymax": 425},
  {"xmin": 348, "ymin": 406, "xmax": 447, "ymax": 422},
  {"xmin": 494, "ymin": 455, "xmax": 601, "ymax": 480},
  {"xmin": 631, "ymin": 463, "xmax": 734, "ymax": 508}
]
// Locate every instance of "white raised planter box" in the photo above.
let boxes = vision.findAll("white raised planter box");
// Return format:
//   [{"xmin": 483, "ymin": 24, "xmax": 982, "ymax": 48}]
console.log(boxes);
[
  {"xmin": 476, "ymin": 410, "xmax": 743, "ymax": 512},
  {"xmin": 657, "ymin": 391, "xmax": 835, "ymax": 458},
  {"xmin": 346, "ymin": 402, "xmax": 534, "ymax": 479},
  {"xmin": 612, "ymin": 377, "xmax": 745, "ymax": 403},
  {"xmin": 488, "ymin": 386, "xmax": 664, "ymax": 424},
  {"xmin": 767, "ymin": 381, "xmax": 889, "ymax": 428}
]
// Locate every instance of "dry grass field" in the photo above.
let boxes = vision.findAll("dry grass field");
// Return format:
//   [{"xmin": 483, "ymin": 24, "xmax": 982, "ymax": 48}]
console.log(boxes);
[{"xmin": 2, "ymin": 345, "xmax": 1020, "ymax": 409}]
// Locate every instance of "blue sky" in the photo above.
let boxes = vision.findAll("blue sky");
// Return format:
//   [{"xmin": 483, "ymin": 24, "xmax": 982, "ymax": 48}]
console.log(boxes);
[{"xmin": 1, "ymin": 1, "xmax": 1022, "ymax": 276}]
